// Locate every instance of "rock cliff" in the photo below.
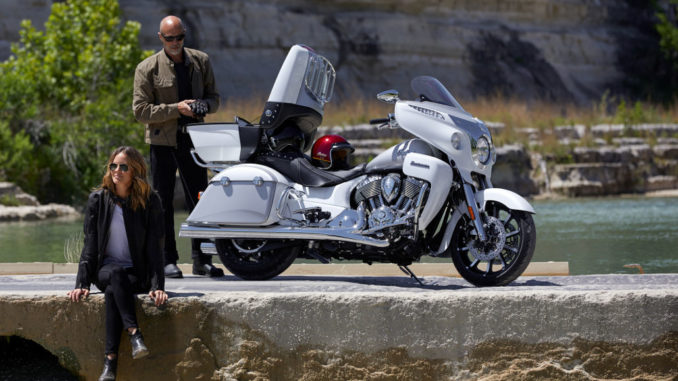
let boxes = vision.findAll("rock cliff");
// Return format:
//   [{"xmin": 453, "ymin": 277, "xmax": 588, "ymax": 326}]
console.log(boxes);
[{"xmin": 0, "ymin": 0, "xmax": 670, "ymax": 104}]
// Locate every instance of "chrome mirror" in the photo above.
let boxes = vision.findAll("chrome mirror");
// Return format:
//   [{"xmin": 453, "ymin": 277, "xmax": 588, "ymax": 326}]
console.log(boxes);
[{"xmin": 377, "ymin": 90, "xmax": 399, "ymax": 104}]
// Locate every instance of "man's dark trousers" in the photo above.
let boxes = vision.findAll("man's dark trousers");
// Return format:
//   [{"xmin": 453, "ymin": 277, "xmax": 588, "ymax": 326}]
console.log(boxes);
[{"xmin": 150, "ymin": 130, "xmax": 209, "ymax": 266}]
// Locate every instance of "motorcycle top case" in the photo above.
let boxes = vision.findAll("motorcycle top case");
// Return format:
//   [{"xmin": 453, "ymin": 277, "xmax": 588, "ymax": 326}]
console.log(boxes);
[{"xmin": 186, "ymin": 164, "xmax": 290, "ymax": 226}]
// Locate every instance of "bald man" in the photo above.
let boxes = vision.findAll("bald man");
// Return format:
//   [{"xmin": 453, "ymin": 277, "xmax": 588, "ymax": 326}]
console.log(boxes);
[{"xmin": 133, "ymin": 15, "xmax": 222, "ymax": 278}]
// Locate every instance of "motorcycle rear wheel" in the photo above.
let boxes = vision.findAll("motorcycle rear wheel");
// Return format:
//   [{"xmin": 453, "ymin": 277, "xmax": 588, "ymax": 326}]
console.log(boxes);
[
  {"xmin": 215, "ymin": 239, "xmax": 299, "ymax": 280},
  {"xmin": 450, "ymin": 201, "xmax": 536, "ymax": 287}
]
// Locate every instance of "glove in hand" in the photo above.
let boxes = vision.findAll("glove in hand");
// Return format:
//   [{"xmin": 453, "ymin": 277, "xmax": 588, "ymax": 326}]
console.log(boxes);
[{"xmin": 189, "ymin": 100, "xmax": 209, "ymax": 118}]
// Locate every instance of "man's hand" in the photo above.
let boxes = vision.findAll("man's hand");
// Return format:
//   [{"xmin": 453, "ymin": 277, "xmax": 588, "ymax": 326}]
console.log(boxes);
[
  {"xmin": 149, "ymin": 290, "xmax": 168, "ymax": 306},
  {"xmin": 189, "ymin": 99, "xmax": 209, "ymax": 118},
  {"xmin": 67, "ymin": 288, "xmax": 89, "ymax": 302},
  {"xmin": 178, "ymin": 100, "xmax": 196, "ymax": 117}
]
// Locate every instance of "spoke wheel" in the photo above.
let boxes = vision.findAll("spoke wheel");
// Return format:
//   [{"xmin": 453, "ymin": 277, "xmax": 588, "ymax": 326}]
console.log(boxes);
[
  {"xmin": 450, "ymin": 202, "xmax": 536, "ymax": 287},
  {"xmin": 215, "ymin": 239, "xmax": 299, "ymax": 280}
]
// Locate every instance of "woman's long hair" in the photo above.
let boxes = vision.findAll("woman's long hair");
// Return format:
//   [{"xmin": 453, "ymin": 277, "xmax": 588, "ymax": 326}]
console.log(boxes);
[{"xmin": 99, "ymin": 146, "xmax": 151, "ymax": 211}]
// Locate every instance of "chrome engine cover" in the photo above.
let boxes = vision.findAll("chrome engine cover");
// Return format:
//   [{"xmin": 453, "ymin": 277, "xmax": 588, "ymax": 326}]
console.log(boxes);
[{"xmin": 353, "ymin": 173, "xmax": 427, "ymax": 234}]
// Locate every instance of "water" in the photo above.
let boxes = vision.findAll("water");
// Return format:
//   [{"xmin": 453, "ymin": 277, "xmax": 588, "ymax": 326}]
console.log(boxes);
[
  {"xmin": 1, "ymin": 197, "xmax": 676, "ymax": 275},
  {"xmin": 531, "ymin": 196, "xmax": 678, "ymax": 275},
  {"xmin": 0, "ymin": 213, "xmax": 193, "ymax": 265}
]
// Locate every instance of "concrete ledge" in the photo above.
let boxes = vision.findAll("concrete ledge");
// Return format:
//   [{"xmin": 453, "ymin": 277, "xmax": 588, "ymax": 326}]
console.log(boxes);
[
  {"xmin": 0, "ymin": 261, "xmax": 570, "ymax": 276},
  {"xmin": 0, "ymin": 274, "xmax": 676, "ymax": 380}
]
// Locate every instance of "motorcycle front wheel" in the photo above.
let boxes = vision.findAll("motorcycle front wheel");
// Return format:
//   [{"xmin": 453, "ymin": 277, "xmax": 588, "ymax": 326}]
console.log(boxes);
[
  {"xmin": 215, "ymin": 239, "xmax": 299, "ymax": 280},
  {"xmin": 450, "ymin": 201, "xmax": 536, "ymax": 287}
]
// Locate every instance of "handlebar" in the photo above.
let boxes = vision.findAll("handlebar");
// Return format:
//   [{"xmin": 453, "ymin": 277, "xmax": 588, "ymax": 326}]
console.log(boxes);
[{"xmin": 369, "ymin": 118, "xmax": 389, "ymax": 125}]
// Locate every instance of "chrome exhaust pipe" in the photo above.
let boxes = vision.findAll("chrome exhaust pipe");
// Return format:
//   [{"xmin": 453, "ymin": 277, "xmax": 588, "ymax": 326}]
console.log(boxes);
[{"xmin": 179, "ymin": 223, "xmax": 390, "ymax": 247}]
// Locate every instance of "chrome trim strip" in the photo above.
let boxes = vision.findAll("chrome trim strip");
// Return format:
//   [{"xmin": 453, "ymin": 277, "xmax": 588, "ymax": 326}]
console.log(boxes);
[
  {"xmin": 179, "ymin": 223, "xmax": 390, "ymax": 248},
  {"xmin": 190, "ymin": 149, "xmax": 211, "ymax": 169},
  {"xmin": 190, "ymin": 149, "xmax": 235, "ymax": 171}
]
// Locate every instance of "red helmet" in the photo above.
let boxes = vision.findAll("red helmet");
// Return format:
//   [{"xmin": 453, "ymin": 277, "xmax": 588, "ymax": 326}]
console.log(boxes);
[{"xmin": 311, "ymin": 135, "xmax": 354, "ymax": 170}]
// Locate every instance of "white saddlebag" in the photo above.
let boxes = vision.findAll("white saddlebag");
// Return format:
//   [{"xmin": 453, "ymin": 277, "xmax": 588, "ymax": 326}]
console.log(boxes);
[{"xmin": 186, "ymin": 164, "xmax": 290, "ymax": 226}]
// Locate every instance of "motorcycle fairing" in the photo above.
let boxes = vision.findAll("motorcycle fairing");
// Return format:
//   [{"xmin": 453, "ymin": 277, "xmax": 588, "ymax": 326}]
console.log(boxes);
[
  {"xmin": 402, "ymin": 152, "xmax": 453, "ymax": 230},
  {"xmin": 394, "ymin": 100, "xmax": 493, "ymax": 184},
  {"xmin": 366, "ymin": 138, "xmax": 443, "ymax": 173}
]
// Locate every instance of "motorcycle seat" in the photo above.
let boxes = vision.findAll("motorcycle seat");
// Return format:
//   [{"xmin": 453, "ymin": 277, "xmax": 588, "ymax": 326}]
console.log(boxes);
[{"xmin": 252, "ymin": 150, "xmax": 366, "ymax": 187}]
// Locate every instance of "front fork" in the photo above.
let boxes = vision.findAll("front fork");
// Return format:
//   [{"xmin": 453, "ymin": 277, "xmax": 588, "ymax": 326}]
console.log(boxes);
[{"xmin": 462, "ymin": 183, "xmax": 487, "ymax": 242}]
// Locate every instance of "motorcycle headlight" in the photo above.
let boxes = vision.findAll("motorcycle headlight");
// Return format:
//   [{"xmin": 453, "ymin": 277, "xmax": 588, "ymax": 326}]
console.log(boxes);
[
  {"xmin": 450, "ymin": 132, "xmax": 462, "ymax": 150},
  {"xmin": 473, "ymin": 136, "xmax": 491, "ymax": 165}
]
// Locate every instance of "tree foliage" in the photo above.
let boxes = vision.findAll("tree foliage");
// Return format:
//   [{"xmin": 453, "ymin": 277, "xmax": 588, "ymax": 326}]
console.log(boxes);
[
  {"xmin": 656, "ymin": 0, "xmax": 678, "ymax": 100},
  {"xmin": 0, "ymin": 0, "xmax": 151, "ymax": 203}
]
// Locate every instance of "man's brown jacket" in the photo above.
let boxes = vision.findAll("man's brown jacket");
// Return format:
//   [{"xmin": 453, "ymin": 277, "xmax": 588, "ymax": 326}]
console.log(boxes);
[{"xmin": 133, "ymin": 48, "xmax": 220, "ymax": 147}]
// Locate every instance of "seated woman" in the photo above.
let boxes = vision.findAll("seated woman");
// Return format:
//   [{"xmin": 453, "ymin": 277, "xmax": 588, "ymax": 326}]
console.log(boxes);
[{"xmin": 67, "ymin": 146, "xmax": 167, "ymax": 381}]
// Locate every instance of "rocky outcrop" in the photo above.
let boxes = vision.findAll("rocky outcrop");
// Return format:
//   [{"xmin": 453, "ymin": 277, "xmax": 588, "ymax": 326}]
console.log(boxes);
[
  {"xmin": 318, "ymin": 123, "xmax": 678, "ymax": 198},
  {"xmin": 0, "ymin": 0, "xmax": 671, "ymax": 104},
  {"xmin": 542, "ymin": 125, "xmax": 678, "ymax": 197},
  {"xmin": 491, "ymin": 145, "xmax": 539, "ymax": 196},
  {"xmin": 0, "ymin": 182, "xmax": 79, "ymax": 221}
]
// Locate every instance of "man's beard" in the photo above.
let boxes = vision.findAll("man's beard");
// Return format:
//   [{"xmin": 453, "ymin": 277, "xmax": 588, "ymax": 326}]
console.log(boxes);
[{"xmin": 166, "ymin": 46, "xmax": 182, "ymax": 56}]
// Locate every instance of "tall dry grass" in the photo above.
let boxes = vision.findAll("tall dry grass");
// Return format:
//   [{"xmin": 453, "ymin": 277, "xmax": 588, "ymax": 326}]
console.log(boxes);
[
  {"xmin": 206, "ymin": 94, "xmax": 394, "ymax": 127},
  {"xmin": 206, "ymin": 93, "xmax": 678, "ymax": 151}
]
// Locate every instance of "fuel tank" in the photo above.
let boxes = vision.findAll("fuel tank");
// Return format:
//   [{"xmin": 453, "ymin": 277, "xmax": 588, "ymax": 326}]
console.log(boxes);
[{"xmin": 366, "ymin": 139, "xmax": 443, "ymax": 172}]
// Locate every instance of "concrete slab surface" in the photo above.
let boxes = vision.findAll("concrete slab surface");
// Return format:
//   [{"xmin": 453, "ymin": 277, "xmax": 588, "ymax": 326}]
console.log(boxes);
[
  {"xmin": 0, "ymin": 272, "xmax": 675, "ymax": 295},
  {"xmin": 0, "ymin": 261, "xmax": 569, "ymax": 276}
]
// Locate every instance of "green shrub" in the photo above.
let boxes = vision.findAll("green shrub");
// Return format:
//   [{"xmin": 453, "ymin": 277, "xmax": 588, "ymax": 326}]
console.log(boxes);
[{"xmin": 0, "ymin": 0, "xmax": 151, "ymax": 204}]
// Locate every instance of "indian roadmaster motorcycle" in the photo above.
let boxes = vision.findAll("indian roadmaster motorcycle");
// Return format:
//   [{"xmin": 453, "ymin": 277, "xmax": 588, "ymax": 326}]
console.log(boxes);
[{"xmin": 179, "ymin": 44, "xmax": 536, "ymax": 287}]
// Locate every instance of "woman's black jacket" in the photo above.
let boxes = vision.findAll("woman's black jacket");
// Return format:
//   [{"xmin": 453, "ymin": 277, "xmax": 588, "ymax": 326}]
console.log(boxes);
[{"xmin": 74, "ymin": 189, "xmax": 165, "ymax": 292}]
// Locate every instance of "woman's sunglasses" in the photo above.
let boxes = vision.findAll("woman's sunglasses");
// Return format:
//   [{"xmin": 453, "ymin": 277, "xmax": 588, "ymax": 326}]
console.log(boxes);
[
  {"xmin": 162, "ymin": 33, "xmax": 185, "ymax": 42},
  {"xmin": 109, "ymin": 163, "xmax": 129, "ymax": 172}
]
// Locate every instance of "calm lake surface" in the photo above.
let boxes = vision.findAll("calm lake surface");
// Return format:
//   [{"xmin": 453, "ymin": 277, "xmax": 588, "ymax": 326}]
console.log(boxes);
[{"xmin": 1, "ymin": 197, "xmax": 676, "ymax": 275}]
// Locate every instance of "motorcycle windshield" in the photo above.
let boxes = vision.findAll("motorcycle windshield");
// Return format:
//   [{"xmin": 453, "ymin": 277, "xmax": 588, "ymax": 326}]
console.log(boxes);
[
  {"xmin": 411, "ymin": 76, "xmax": 492, "ymax": 141},
  {"xmin": 411, "ymin": 76, "xmax": 465, "ymax": 111}
]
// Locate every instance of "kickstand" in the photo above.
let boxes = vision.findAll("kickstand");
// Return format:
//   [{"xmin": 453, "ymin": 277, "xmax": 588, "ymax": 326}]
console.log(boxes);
[{"xmin": 398, "ymin": 265, "xmax": 424, "ymax": 286}]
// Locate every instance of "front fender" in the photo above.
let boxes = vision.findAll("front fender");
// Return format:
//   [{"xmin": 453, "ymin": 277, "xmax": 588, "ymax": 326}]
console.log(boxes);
[{"xmin": 476, "ymin": 188, "xmax": 535, "ymax": 214}]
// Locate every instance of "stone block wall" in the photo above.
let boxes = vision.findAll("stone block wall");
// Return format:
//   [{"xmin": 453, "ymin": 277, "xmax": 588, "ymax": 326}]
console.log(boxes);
[{"xmin": 1, "ymin": 289, "xmax": 676, "ymax": 380}]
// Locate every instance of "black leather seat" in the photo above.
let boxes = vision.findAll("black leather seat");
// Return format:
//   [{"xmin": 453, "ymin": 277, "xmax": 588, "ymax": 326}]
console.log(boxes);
[{"xmin": 252, "ymin": 150, "xmax": 366, "ymax": 187}]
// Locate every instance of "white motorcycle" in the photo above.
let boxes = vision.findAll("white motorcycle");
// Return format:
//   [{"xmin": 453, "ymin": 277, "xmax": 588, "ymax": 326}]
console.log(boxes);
[{"xmin": 179, "ymin": 44, "xmax": 536, "ymax": 287}]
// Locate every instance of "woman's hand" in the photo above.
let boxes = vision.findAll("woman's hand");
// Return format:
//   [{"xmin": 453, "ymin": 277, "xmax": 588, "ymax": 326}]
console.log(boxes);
[
  {"xmin": 149, "ymin": 290, "xmax": 168, "ymax": 306},
  {"xmin": 67, "ymin": 288, "xmax": 89, "ymax": 302}
]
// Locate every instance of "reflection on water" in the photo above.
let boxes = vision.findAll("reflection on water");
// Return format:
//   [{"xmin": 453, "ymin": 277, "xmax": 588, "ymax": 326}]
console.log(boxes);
[
  {"xmin": 1, "ymin": 198, "xmax": 676, "ymax": 275},
  {"xmin": 532, "ymin": 196, "xmax": 678, "ymax": 275}
]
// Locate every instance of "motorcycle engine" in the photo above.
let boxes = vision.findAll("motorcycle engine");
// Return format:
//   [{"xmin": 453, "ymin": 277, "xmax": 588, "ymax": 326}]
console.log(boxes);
[{"xmin": 353, "ymin": 173, "xmax": 426, "ymax": 234}]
